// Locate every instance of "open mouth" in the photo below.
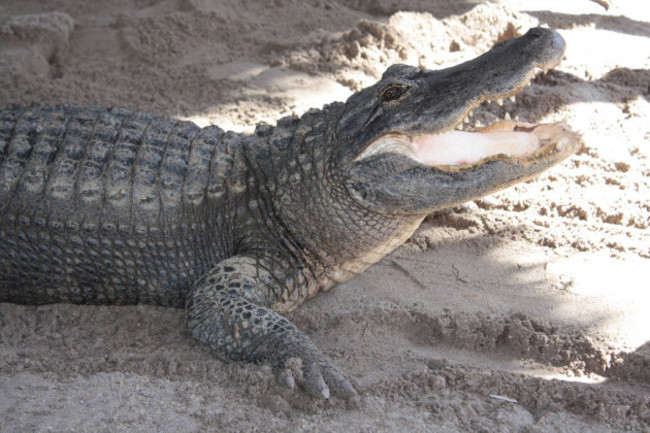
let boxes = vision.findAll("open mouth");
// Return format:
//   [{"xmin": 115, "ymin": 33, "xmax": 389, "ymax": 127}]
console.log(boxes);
[
  {"xmin": 409, "ymin": 120, "xmax": 580, "ymax": 168},
  {"xmin": 359, "ymin": 116, "xmax": 581, "ymax": 170},
  {"xmin": 358, "ymin": 85, "xmax": 582, "ymax": 170}
]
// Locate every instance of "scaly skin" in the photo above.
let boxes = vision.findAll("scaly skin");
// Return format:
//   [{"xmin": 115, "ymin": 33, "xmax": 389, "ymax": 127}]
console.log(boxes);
[{"xmin": 0, "ymin": 28, "xmax": 581, "ymax": 399}]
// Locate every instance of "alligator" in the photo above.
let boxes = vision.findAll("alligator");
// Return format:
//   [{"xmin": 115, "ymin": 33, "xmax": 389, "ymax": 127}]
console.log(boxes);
[{"xmin": 0, "ymin": 28, "xmax": 580, "ymax": 399}]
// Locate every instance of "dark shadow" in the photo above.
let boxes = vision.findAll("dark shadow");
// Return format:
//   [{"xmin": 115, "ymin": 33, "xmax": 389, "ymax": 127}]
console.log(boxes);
[
  {"xmin": 463, "ymin": 67, "xmax": 649, "ymax": 131},
  {"xmin": 478, "ymin": 67, "xmax": 650, "ymax": 127},
  {"xmin": 534, "ymin": 67, "xmax": 650, "ymax": 103},
  {"xmin": 605, "ymin": 340, "xmax": 650, "ymax": 384},
  {"xmin": 528, "ymin": 10, "xmax": 650, "ymax": 38}
]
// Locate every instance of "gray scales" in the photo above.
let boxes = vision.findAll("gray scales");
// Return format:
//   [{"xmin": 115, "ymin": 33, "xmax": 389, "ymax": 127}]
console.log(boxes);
[{"xmin": 0, "ymin": 28, "xmax": 581, "ymax": 399}]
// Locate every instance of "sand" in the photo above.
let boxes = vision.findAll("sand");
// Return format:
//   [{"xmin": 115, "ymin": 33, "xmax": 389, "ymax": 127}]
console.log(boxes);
[{"xmin": 0, "ymin": 0, "xmax": 649, "ymax": 432}]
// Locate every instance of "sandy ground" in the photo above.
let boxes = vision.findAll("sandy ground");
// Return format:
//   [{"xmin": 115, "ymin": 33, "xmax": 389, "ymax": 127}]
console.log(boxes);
[{"xmin": 0, "ymin": 0, "xmax": 649, "ymax": 432}]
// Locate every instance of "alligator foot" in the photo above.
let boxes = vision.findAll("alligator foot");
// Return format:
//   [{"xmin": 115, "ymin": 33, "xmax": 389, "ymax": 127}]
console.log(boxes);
[
  {"xmin": 266, "ymin": 327, "xmax": 358, "ymax": 399},
  {"xmin": 185, "ymin": 256, "xmax": 357, "ymax": 399}
]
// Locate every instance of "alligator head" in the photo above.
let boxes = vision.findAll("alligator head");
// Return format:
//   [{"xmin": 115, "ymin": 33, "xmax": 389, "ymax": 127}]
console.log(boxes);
[
  {"xmin": 333, "ymin": 27, "xmax": 581, "ymax": 215},
  {"xmin": 257, "ymin": 27, "xmax": 581, "ymax": 288}
]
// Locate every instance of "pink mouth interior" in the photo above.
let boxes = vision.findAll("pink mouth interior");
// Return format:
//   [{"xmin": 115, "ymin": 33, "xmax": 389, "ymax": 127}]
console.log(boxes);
[
  {"xmin": 357, "ymin": 122, "xmax": 578, "ymax": 167},
  {"xmin": 410, "ymin": 121, "xmax": 577, "ymax": 166},
  {"xmin": 411, "ymin": 129, "xmax": 541, "ymax": 166}
]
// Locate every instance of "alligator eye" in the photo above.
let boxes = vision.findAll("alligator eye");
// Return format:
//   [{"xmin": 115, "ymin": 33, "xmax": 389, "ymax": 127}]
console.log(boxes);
[{"xmin": 380, "ymin": 84, "xmax": 409, "ymax": 102}]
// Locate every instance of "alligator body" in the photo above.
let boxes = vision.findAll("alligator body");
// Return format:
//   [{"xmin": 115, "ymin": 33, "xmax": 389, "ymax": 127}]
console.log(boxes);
[{"xmin": 0, "ymin": 28, "xmax": 580, "ymax": 398}]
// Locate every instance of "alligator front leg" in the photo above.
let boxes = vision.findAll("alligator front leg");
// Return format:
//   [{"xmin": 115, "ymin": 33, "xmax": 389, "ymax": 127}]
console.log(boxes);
[{"xmin": 185, "ymin": 256, "xmax": 357, "ymax": 399}]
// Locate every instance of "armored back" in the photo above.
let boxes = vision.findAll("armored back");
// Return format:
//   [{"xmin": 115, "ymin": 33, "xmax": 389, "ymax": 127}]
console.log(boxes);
[{"xmin": 0, "ymin": 105, "xmax": 250, "ymax": 230}]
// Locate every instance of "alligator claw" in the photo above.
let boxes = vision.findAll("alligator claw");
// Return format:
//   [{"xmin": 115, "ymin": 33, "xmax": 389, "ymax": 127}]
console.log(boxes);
[
  {"xmin": 278, "ymin": 368, "xmax": 296, "ymax": 390},
  {"xmin": 276, "ymin": 343, "xmax": 357, "ymax": 399},
  {"xmin": 302, "ymin": 364, "xmax": 330, "ymax": 398},
  {"xmin": 318, "ymin": 361, "xmax": 359, "ymax": 399}
]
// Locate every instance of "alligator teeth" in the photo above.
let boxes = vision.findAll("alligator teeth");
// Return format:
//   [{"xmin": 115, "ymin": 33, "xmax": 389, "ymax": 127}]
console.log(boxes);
[
  {"xmin": 496, "ymin": 99, "xmax": 503, "ymax": 106},
  {"xmin": 504, "ymin": 112, "xmax": 511, "ymax": 120},
  {"xmin": 462, "ymin": 117, "xmax": 469, "ymax": 124},
  {"xmin": 509, "ymin": 95, "xmax": 516, "ymax": 103},
  {"xmin": 514, "ymin": 115, "xmax": 520, "ymax": 121},
  {"xmin": 468, "ymin": 110, "xmax": 474, "ymax": 117}
]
